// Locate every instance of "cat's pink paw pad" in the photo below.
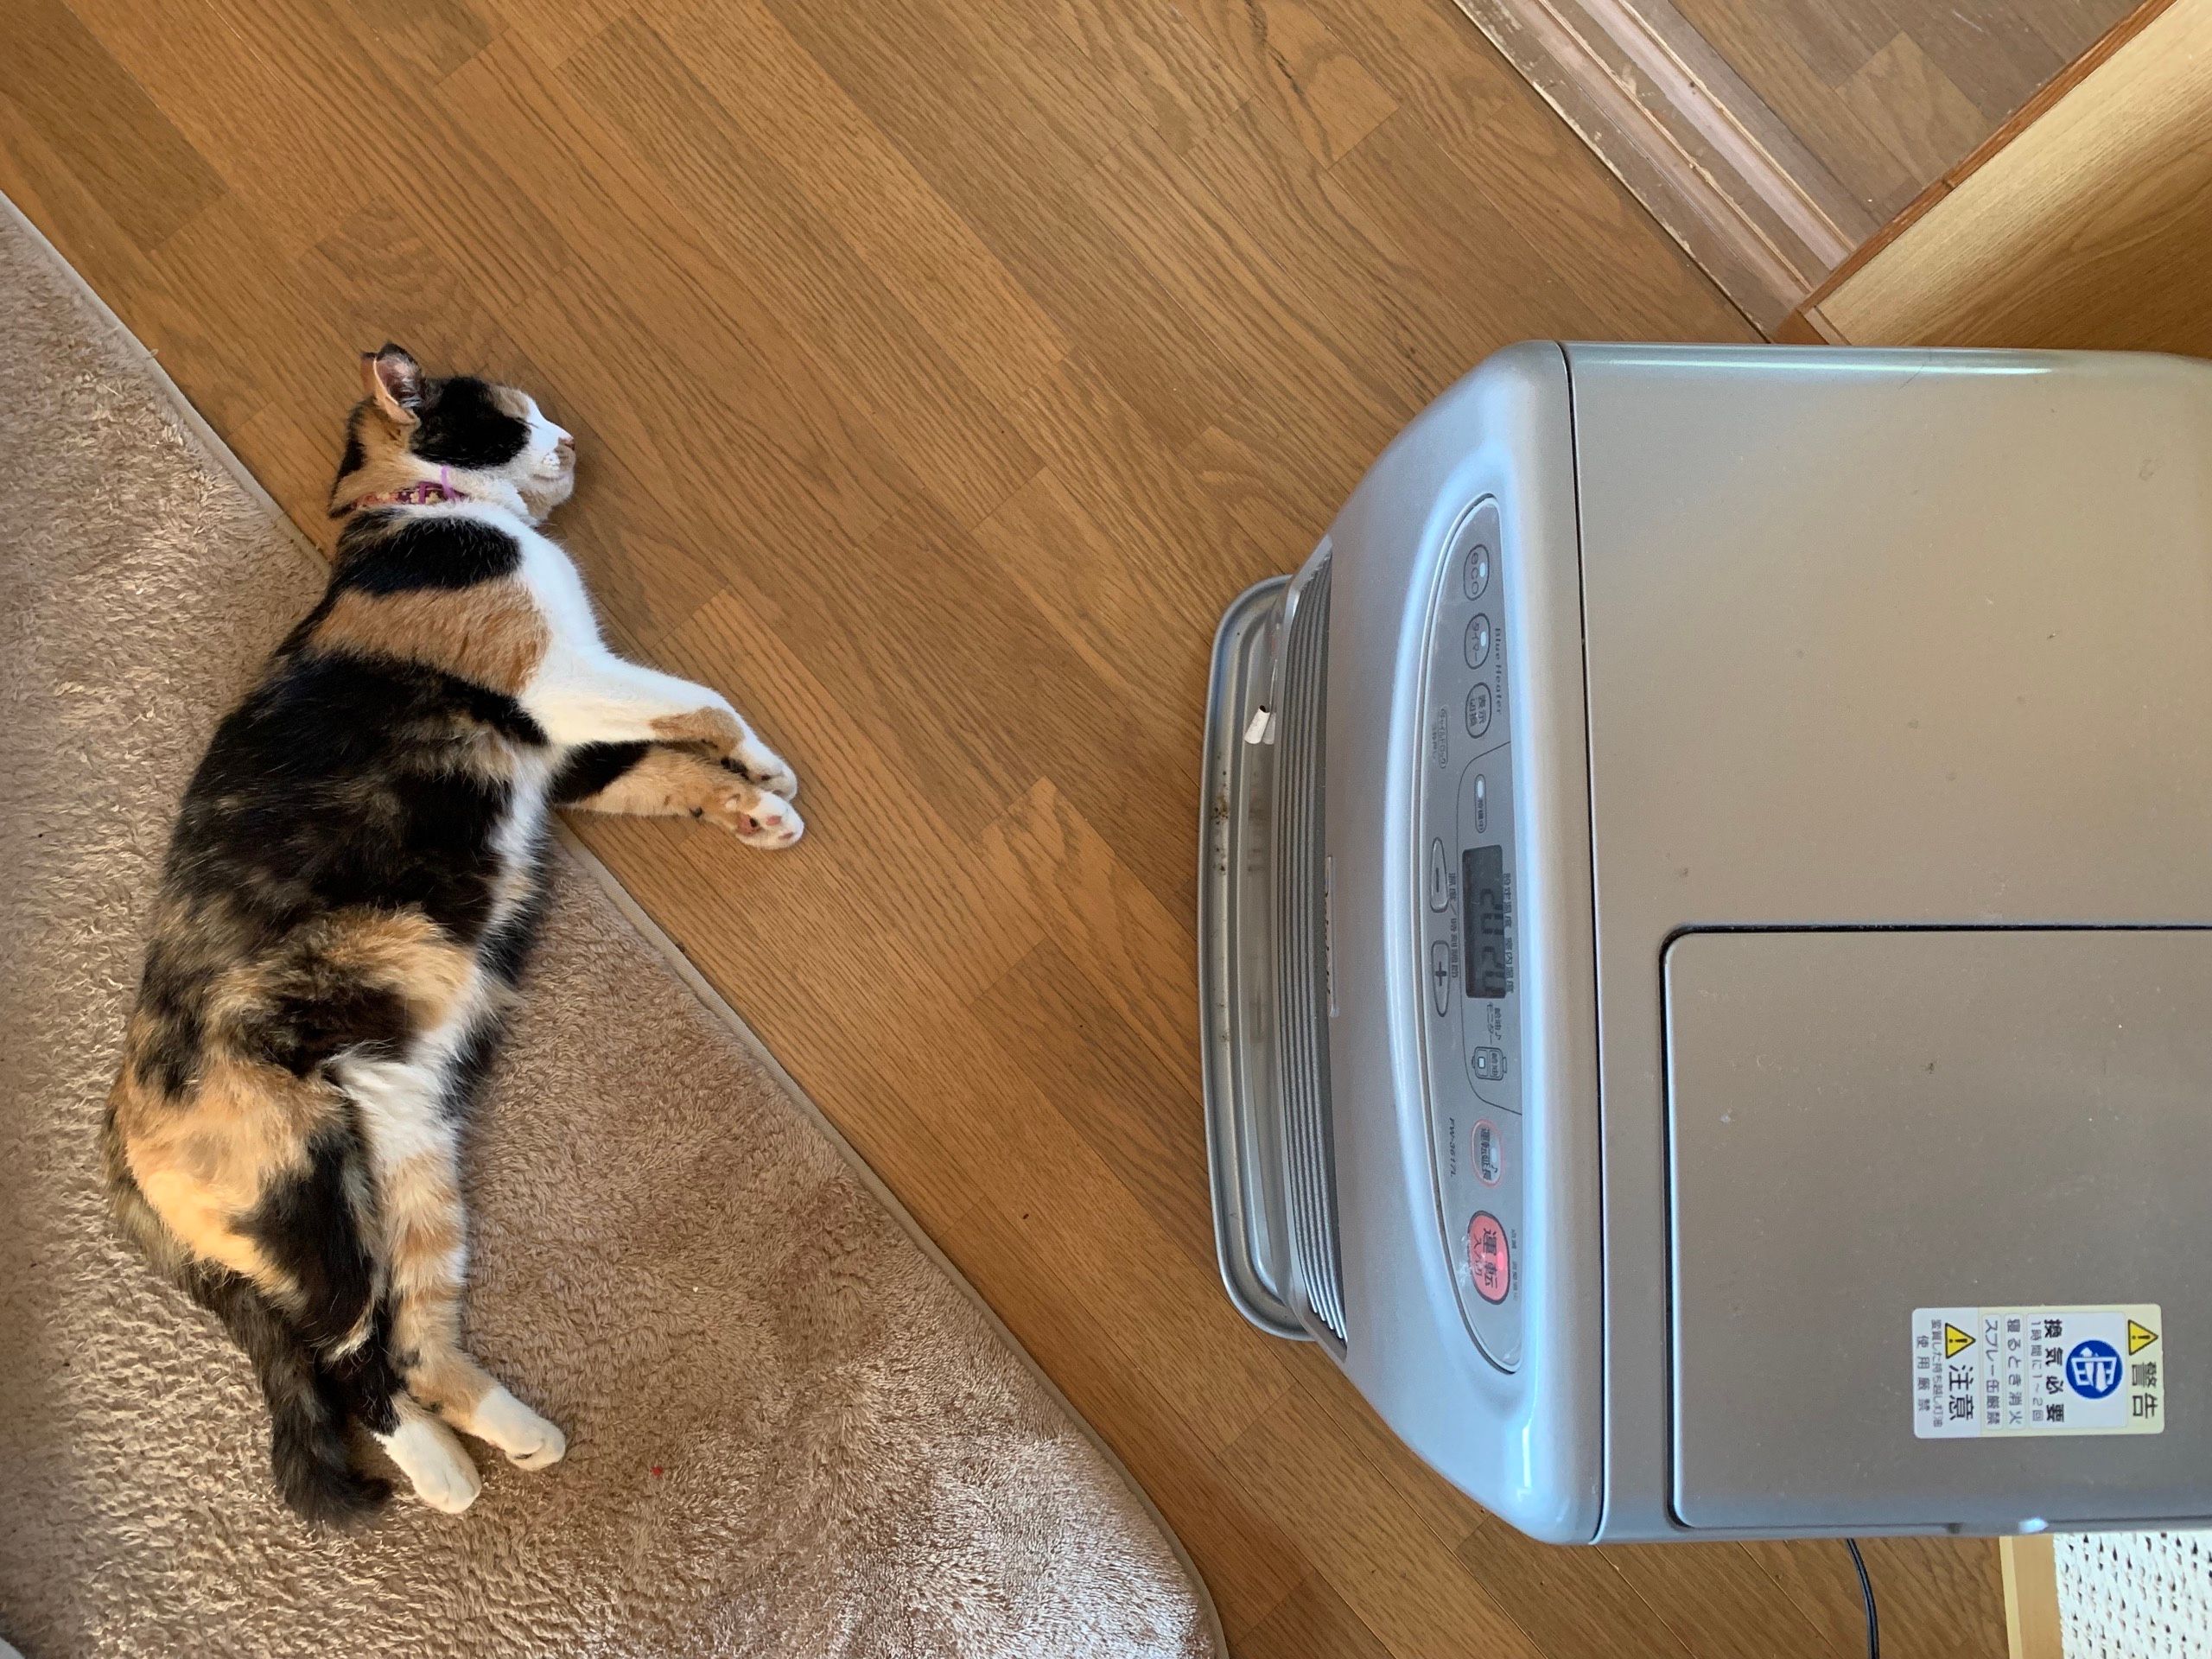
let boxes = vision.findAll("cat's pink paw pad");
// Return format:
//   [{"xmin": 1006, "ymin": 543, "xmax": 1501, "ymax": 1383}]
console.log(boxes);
[
  {"xmin": 702, "ymin": 782, "xmax": 802, "ymax": 848},
  {"xmin": 741, "ymin": 797, "xmax": 803, "ymax": 849}
]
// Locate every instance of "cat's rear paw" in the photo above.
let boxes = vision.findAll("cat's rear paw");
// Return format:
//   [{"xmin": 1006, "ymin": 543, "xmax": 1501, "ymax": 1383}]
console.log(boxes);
[
  {"xmin": 383, "ymin": 1411, "xmax": 483, "ymax": 1514},
  {"xmin": 470, "ymin": 1384, "xmax": 568, "ymax": 1471},
  {"xmin": 505, "ymin": 1421, "xmax": 567, "ymax": 1471}
]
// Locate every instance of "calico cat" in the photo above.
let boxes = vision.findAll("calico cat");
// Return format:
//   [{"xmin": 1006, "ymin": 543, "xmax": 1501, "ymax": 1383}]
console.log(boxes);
[{"xmin": 104, "ymin": 344, "xmax": 802, "ymax": 1521}]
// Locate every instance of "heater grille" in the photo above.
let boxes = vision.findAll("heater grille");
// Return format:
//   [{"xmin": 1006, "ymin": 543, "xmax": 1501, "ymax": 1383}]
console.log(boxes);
[{"xmin": 1275, "ymin": 555, "xmax": 1345, "ymax": 1344}]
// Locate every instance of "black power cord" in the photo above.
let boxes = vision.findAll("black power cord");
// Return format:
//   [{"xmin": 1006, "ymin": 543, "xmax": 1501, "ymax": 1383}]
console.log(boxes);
[{"xmin": 1842, "ymin": 1539, "xmax": 1880, "ymax": 1659}]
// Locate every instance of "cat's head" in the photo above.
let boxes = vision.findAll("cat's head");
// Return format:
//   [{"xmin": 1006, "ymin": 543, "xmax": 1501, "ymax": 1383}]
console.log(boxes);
[{"xmin": 329, "ymin": 344, "xmax": 575, "ymax": 524}]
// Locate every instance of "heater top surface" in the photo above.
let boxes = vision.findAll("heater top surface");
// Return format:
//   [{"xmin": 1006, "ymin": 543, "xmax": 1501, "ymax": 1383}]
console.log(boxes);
[
  {"xmin": 1568, "ymin": 343, "xmax": 2212, "ymax": 1535},
  {"xmin": 1667, "ymin": 926, "xmax": 2212, "ymax": 1532}
]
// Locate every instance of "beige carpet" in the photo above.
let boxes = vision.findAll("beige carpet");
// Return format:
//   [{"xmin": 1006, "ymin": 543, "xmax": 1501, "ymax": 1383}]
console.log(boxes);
[{"xmin": 0, "ymin": 200, "xmax": 1220, "ymax": 1659}]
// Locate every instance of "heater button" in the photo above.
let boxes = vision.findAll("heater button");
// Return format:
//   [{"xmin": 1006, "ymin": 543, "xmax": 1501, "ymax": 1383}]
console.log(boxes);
[
  {"xmin": 1465, "ymin": 613, "xmax": 1491, "ymax": 668},
  {"xmin": 1473, "ymin": 1118, "xmax": 1503, "ymax": 1185},
  {"xmin": 1464, "ymin": 540, "xmax": 1491, "ymax": 600},
  {"xmin": 1467, "ymin": 1212, "xmax": 1510, "ymax": 1304}
]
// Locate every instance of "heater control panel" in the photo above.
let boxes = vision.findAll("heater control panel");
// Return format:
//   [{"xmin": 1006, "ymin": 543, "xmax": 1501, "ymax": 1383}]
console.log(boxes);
[{"xmin": 1415, "ymin": 497, "xmax": 1523, "ymax": 1372}]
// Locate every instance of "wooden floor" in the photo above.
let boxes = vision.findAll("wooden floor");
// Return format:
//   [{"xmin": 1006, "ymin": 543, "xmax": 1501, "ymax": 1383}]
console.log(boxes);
[
  {"xmin": 1674, "ymin": 0, "xmax": 2135, "ymax": 223},
  {"xmin": 1808, "ymin": 0, "xmax": 2209, "ymax": 354},
  {"xmin": 3, "ymin": 1, "xmax": 2006, "ymax": 1653}
]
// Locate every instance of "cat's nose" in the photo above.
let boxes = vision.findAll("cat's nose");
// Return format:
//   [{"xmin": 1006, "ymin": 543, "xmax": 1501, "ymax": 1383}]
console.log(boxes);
[{"xmin": 554, "ymin": 434, "xmax": 575, "ymax": 466}]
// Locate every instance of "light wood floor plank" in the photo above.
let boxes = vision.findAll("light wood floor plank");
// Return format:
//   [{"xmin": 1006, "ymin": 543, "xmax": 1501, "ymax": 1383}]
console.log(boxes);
[
  {"xmin": 650, "ymin": 0, "xmax": 1073, "ymax": 407},
  {"xmin": 562, "ymin": 16, "xmax": 1043, "ymax": 526},
  {"xmin": 1239, "ymin": 1575, "xmax": 1395, "ymax": 1659}
]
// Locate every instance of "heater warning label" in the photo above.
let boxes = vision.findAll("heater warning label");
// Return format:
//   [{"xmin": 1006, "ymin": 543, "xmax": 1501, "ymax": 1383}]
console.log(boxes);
[{"xmin": 1912, "ymin": 1305, "xmax": 2164, "ymax": 1439}]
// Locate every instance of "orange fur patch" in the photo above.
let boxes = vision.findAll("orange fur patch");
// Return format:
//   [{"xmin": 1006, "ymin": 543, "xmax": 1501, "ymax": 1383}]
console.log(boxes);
[
  {"xmin": 314, "ymin": 909, "xmax": 478, "ymax": 1024},
  {"xmin": 649, "ymin": 706, "xmax": 743, "ymax": 752},
  {"xmin": 329, "ymin": 445, "xmax": 422, "ymax": 514},
  {"xmin": 379, "ymin": 1151, "xmax": 466, "ymax": 1293},
  {"xmin": 114, "ymin": 1058, "xmax": 341, "ymax": 1293},
  {"xmin": 312, "ymin": 578, "xmax": 548, "ymax": 694},
  {"xmin": 565, "ymin": 747, "xmax": 733, "ymax": 817},
  {"xmin": 376, "ymin": 1141, "xmax": 496, "ymax": 1414}
]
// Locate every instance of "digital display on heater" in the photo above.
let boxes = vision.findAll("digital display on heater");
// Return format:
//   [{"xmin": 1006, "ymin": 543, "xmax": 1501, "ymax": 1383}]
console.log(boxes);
[{"xmin": 1463, "ymin": 845, "xmax": 1508, "ymax": 998}]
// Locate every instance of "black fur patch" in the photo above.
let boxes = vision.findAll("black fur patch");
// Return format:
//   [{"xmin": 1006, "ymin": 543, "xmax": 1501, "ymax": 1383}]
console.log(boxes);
[
  {"xmin": 476, "ymin": 898, "xmax": 544, "ymax": 993},
  {"xmin": 172, "ymin": 651, "xmax": 543, "ymax": 944},
  {"xmin": 439, "ymin": 1012, "xmax": 511, "ymax": 1120},
  {"xmin": 184, "ymin": 1265, "xmax": 389, "ymax": 1522},
  {"xmin": 321, "ymin": 1299, "xmax": 406, "ymax": 1437},
  {"xmin": 412, "ymin": 375, "xmax": 530, "ymax": 470},
  {"xmin": 130, "ymin": 938, "xmax": 207, "ymax": 1095},
  {"xmin": 233, "ymin": 974, "xmax": 413, "ymax": 1077},
  {"xmin": 238, "ymin": 1126, "xmax": 374, "ymax": 1353},
  {"xmin": 327, "ymin": 428, "xmax": 368, "ymax": 516},
  {"xmin": 550, "ymin": 741, "xmax": 650, "ymax": 804},
  {"xmin": 334, "ymin": 513, "xmax": 524, "ymax": 594}
]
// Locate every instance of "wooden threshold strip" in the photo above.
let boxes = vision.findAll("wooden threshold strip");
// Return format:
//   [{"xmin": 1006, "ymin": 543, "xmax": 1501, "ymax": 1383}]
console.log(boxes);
[{"xmin": 1452, "ymin": 0, "xmax": 1873, "ymax": 332}]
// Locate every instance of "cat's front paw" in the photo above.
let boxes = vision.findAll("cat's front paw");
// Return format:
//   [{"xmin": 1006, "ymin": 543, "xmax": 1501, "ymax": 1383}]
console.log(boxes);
[{"xmin": 720, "ymin": 743, "xmax": 798, "ymax": 802}]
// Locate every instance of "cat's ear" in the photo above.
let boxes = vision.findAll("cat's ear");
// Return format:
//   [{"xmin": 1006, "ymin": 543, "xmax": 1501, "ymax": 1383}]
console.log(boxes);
[{"xmin": 360, "ymin": 344, "xmax": 423, "ymax": 428}]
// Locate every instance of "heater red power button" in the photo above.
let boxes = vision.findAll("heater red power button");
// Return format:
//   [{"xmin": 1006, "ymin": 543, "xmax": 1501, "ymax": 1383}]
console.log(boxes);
[{"xmin": 1466, "ymin": 1212, "xmax": 1510, "ymax": 1304}]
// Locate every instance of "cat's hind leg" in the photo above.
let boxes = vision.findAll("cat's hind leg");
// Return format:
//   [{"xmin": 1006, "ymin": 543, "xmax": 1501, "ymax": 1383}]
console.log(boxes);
[{"xmin": 340, "ymin": 1045, "xmax": 568, "ymax": 1475}]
